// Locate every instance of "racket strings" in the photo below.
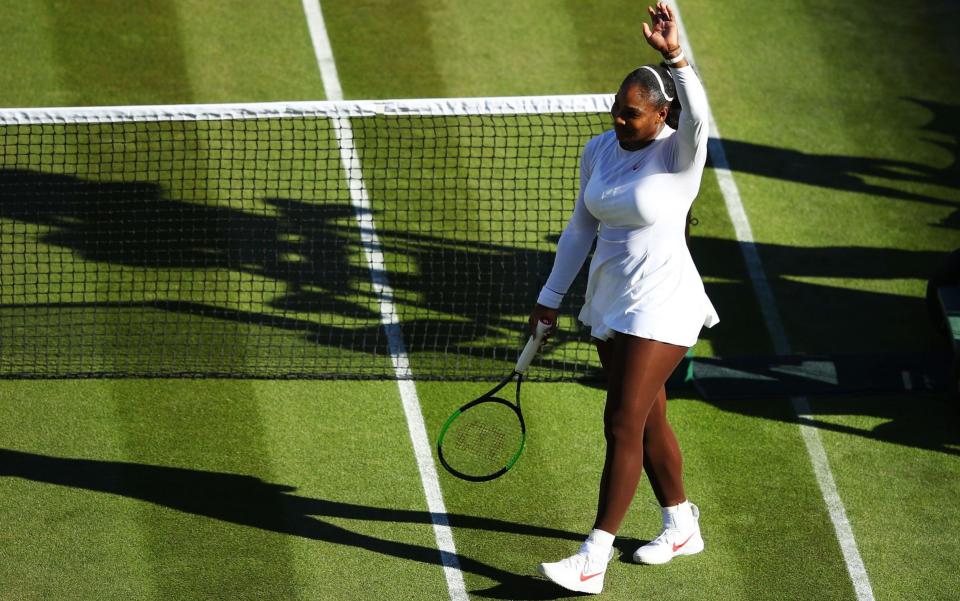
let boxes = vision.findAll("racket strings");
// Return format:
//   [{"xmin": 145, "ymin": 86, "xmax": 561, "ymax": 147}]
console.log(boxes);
[
  {"xmin": 441, "ymin": 400, "xmax": 523, "ymax": 478},
  {"xmin": 450, "ymin": 418, "xmax": 509, "ymax": 458}
]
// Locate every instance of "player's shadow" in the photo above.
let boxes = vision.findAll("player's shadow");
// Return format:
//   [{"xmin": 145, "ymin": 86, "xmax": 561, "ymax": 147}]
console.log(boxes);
[
  {"xmin": 688, "ymin": 235, "xmax": 953, "ymax": 356},
  {"xmin": 718, "ymin": 137, "xmax": 957, "ymax": 208},
  {"xmin": 0, "ymin": 167, "xmax": 390, "ymax": 373},
  {"xmin": 0, "ymin": 447, "xmax": 638, "ymax": 600}
]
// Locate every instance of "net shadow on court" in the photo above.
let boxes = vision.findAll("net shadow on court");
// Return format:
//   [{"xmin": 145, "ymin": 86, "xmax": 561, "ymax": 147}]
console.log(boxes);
[
  {"xmin": 0, "ymin": 166, "xmax": 598, "ymax": 379},
  {"xmin": 2, "ymin": 166, "xmax": 951, "ymax": 379}
]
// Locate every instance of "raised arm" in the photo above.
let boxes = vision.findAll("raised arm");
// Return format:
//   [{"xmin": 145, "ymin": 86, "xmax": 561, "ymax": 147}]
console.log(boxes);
[
  {"xmin": 642, "ymin": 3, "xmax": 687, "ymax": 69},
  {"xmin": 643, "ymin": 2, "xmax": 709, "ymax": 168}
]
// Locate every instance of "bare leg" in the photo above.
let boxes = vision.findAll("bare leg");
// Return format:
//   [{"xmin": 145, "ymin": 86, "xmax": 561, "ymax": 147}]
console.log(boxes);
[
  {"xmin": 592, "ymin": 334, "xmax": 688, "ymax": 534},
  {"xmin": 642, "ymin": 385, "xmax": 686, "ymax": 507}
]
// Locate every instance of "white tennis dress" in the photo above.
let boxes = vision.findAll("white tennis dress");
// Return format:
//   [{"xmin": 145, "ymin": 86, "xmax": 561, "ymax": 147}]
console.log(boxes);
[{"xmin": 537, "ymin": 65, "xmax": 718, "ymax": 347}]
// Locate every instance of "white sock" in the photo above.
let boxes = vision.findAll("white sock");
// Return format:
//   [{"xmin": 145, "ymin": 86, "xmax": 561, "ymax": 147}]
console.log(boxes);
[
  {"xmin": 662, "ymin": 500, "xmax": 693, "ymax": 530},
  {"xmin": 580, "ymin": 528, "xmax": 615, "ymax": 559}
]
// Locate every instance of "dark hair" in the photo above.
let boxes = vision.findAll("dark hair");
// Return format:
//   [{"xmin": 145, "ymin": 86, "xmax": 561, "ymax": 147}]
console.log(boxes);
[{"xmin": 620, "ymin": 63, "xmax": 682, "ymax": 130}]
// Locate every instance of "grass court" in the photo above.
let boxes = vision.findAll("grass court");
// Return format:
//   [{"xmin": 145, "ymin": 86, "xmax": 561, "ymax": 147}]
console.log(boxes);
[{"xmin": 1, "ymin": 1, "xmax": 958, "ymax": 600}]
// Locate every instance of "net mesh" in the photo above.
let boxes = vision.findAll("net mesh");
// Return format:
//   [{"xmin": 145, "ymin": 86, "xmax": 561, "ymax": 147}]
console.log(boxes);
[{"xmin": 0, "ymin": 96, "xmax": 611, "ymax": 379}]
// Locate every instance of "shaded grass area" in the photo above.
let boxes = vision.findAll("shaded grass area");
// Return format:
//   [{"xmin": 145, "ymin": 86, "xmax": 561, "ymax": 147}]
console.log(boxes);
[
  {"xmin": 4, "ymin": 379, "xmax": 957, "ymax": 600},
  {"xmin": 1, "ymin": 1, "xmax": 959, "ymax": 600},
  {"xmin": 0, "ymin": 380, "xmax": 448, "ymax": 601},
  {"xmin": 682, "ymin": 0, "xmax": 960, "ymax": 358}
]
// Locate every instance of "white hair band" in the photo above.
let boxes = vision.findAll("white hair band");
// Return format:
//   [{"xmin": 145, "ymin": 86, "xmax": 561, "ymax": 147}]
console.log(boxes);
[{"xmin": 640, "ymin": 66, "xmax": 674, "ymax": 102}]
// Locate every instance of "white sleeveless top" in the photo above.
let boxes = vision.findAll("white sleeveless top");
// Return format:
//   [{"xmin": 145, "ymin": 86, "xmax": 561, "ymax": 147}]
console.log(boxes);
[{"xmin": 537, "ymin": 65, "xmax": 718, "ymax": 347}]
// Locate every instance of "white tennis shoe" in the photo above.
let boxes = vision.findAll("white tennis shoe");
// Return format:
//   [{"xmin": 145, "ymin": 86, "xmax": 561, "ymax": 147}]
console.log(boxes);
[
  {"xmin": 538, "ymin": 547, "xmax": 614, "ymax": 594},
  {"xmin": 633, "ymin": 502, "xmax": 704, "ymax": 565}
]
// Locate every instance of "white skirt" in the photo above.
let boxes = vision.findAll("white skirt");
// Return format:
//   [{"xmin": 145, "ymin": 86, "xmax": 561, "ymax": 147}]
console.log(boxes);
[{"xmin": 578, "ymin": 235, "xmax": 719, "ymax": 347}]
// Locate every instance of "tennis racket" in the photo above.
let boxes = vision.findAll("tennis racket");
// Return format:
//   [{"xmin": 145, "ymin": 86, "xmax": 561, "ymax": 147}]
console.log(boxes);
[{"xmin": 436, "ymin": 319, "xmax": 552, "ymax": 482}]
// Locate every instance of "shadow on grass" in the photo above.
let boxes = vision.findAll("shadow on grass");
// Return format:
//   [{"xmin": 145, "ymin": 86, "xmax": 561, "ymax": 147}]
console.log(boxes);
[
  {"xmin": 718, "ymin": 97, "xmax": 960, "ymax": 226},
  {"xmin": 0, "ymin": 447, "xmax": 647, "ymax": 600},
  {"xmin": 0, "ymin": 167, "xmax": 589, "ymax": 378},
  {"xmin": 735, "ymin": 392, "xmax": 959, "ymax": 457},
  {"xmin": 0, "ymin": 99, "xmax": 958, "ymax": 447},
  {"xmin": 799, "ymin": 390, "xmax": 957, "ymax": 457},
  {"xmin": 0, "ymin": 168, "xmax": 952, "ymax": 374},
  {"xmin": 2, "ymin": 100, "xmax": 958, "ymax": 377}
]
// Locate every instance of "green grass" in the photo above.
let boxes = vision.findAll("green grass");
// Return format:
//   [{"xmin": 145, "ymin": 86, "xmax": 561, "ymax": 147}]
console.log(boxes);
[
  {"xmin": 810, "ymin": 394, "xmax": 960, "ymax": 601},
  {"xmin": 682, "ymin": 0, "xmax": 958, "ymax": 355},
  {"xmin": 0, "ymin": 1, "xmax": 323, "ymax": 106},
  {"xmin": 0, "ymin": 380, "xmax": 449, "ymax": 600},
  {"xmin": 1, "ymin": 381, "xmax": 864, "ymax": 601},
  {"xmin": 422, "ymin": 383, "xmax": 860, "ymax": 600},
  {"xmin": 1, "ymin": 0, "xmax": 959, "ymax": 599}
]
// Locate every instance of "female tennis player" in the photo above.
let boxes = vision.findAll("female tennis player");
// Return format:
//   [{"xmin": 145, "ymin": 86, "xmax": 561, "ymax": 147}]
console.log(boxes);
[{"xmin": 531, "ymin": 2, "xmax": 718, "ymax": 594}]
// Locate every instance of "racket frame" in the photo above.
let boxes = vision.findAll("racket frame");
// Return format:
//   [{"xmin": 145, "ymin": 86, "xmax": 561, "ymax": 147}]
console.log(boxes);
[
  {"xmin": 436, "ymin": 373, "xmax": 526, "ymax": 482},
  {"xmin": 436, "ymin": 319, "xmax": 551, "ymax": 482}
]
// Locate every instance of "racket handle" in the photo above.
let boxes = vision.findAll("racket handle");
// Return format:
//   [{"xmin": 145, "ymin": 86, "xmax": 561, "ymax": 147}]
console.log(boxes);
[{"xmin": 515, "ymin": 319, "xmax": 552, "ymax": 374}]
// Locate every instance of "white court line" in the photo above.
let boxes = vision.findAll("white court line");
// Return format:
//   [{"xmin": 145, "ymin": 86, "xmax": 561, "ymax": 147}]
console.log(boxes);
[
  {"xmin": 300, "ymin": 0, "xmax": 343, "ymax": 102},
  {"xmin": 672, "ymin": 4, "xmax": 876, "ymax": 600},
  {"xmin": 300, "ymin": 3, "xmax": 469, "ymax": 600}
]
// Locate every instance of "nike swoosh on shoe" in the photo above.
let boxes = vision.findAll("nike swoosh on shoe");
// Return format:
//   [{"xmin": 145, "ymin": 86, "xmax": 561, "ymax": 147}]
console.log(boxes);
[{"xmin": 672, "ymin": 533, "xmax": 695, "ymax": 552}]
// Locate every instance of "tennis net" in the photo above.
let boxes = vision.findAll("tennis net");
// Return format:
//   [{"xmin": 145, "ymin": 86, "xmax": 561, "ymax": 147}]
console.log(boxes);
[{"xmin": 0, "ymin": 95, "xmax": 612, "ymax": 379}]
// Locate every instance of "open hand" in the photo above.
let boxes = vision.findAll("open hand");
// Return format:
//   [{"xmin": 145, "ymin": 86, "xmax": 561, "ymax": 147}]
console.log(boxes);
[{"xmin": 641, "ymin": 2, "xmax": 680, "ymax": 53}]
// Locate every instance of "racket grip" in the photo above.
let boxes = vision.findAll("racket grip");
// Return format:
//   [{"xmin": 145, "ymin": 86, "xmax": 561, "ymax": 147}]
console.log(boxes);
[{"xmin": 515, "ymin": 319, "xmax": 552, "ymax": 374}]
